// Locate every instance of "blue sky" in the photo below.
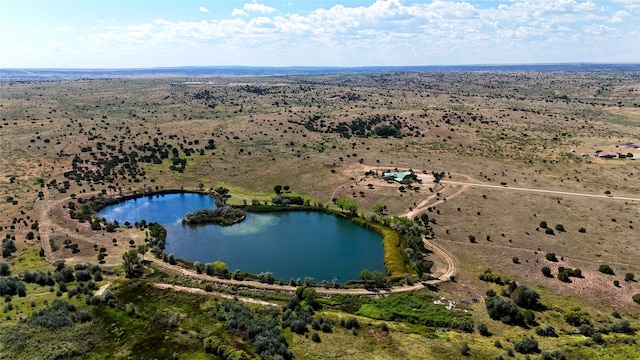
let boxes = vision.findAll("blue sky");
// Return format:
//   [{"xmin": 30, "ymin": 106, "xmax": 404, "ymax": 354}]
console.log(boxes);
[{"xmin": 0, "ymin": 0, "xmax": 638, "ymax": 68}]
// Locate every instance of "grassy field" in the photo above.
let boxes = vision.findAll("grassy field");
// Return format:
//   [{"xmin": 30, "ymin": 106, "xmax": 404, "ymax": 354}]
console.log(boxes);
[{"xmin": 1, "ymin": 71, "xmax": 639, "ymax": 358}]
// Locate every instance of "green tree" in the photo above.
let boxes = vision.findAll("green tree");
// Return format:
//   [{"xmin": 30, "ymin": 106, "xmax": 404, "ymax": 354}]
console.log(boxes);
[
  {"xmin": 122, "ymin": 249, "xmax": 142, "ymax": 278},
  {"xmin": 335, "ymin": 198, "xmax": 358, "ymax": 214},
  {"xmin": 274, "ymin": 185, "xmax": 282, "ymax": 194},
  {"xmin": 212, "ymin": 261, "xmax": 228, "ymax": 275},
  {"xmin": 598, "ymin": 264, "xmax": 614, "ymax": 275},
  {"xmin": 373, "ymin": 204, "xmax": 386, "ymax": 214}
]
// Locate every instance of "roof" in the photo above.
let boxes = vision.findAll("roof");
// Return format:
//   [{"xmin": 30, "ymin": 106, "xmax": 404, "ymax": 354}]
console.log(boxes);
[
  {"xmin": 598, "ymin": 151, "xmax": 619, "ymax": 158},
  {"xmin": 383, "ymin": 171, "xmax": 413, "ymax": 182}
]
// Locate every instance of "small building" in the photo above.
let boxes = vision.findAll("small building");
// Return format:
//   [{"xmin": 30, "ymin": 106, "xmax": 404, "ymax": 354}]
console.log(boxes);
[
  {"xmin": 382, "ymin": 171, "xmax": 413, "ymax": 183},
  {"xmin": 597, "ymin": 151, "xmax": 619, "ymax": 159}
]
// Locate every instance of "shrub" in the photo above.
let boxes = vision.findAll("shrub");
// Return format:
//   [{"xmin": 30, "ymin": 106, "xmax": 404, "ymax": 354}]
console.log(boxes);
[
  {"xmin": 485, "ymin": 296, "xmax": 522, "ymax": 325},
  {"xmin": 624, "ymin": 273, "xmax": 635, "ymax": 282},
  {"xmin": 611, "ymin": 319, "xmax": 632, "ymax": 334},
  {"xmin": 591, "ymin": 332, "xmax": 605, "ymax": 344},
  {"xmin": 513, "ymin": 337, "xmax": 539, "ymax": 354},
  {"xmin": 536, "ymin": 324, "xmax": 558, "ymax": 337},
  {"xmin": 510, "ymin": 285, "xmax": 540, "ymax": 309},
  {"xmin": 477, "ymin": 322, "xmax": 490, "ymax": 336},
  {"xmin": 541, "ymin": 267, "xmax": 552, "ymax": 277},
  {"xmin": 545, "ymin": 253, "xmax": 558, "ymax": 262},
  {"xmin": 343, "ymin": 317, "xmax": 360, "ymax": 330},
  {"xmin": 578, "ymin": 227, "xmax": 586, "ymax": 233},
  {"xmin": 479, "ymin": 268, "xmax": 504, "ymax": 284},
  {"xmin": 0, "ymin": 262, "xmax": 10, "ymax": 276},
  {"xmin": 598, "ymin": 264, "xmax": 614, "ymax": 275},
  {"xmin": 555, "ymin": 224, "xmax": 565, "ymax": 232},
  {"xmin": 311, "ymin": 331, "xmax": 321, "ymax": 343},
  {"xmin": 539, "ymin": 221, "xmax": 547, "ymax": 228},
  {"xmin": 545, "ymin": 228, "xmax": 555, "ymax": 235},
  {"xmin": 25, "ymin": 299, "xmax": 76, "ymax": 330},
  {"xmin": 460, "ymin": 342, "xmax": 470, "ymax": 356},
  {"xmin": 633, "ymin": 293, "xmax": 640, "ymax": 305},
  {"xmin": 565, "ymin": 308, "xmax": 591, "ymax": 326},
  {"xmin": 512, "ymin": 257, "xmax": 519, "ymax": 264},
  {"xmin": 552, "ymin": 350, "xmax": 567, "ymax": 360}
]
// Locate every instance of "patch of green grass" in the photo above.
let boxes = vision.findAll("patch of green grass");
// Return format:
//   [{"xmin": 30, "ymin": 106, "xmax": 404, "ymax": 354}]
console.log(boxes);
[
  {"xmin": 356, "ymin": 292, "xmax": 473, "ymax": 330},
  {"xmin": 351, "ymin": 218, "xmax": 412, "ymax": 277}
]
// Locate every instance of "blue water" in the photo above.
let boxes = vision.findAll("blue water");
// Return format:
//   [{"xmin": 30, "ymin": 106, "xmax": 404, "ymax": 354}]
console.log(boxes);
[{"xmin": 98, "ymin": 193, "xmax": 384, "ymax": 282}]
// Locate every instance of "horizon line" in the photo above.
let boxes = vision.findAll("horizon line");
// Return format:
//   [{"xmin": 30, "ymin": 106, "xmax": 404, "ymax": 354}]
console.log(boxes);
[{"xmin": 2, "ymin": 62, "xmax": 640, "ymax": 71}]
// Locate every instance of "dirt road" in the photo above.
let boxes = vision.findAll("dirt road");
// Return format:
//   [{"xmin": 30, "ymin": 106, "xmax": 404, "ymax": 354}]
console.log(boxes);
[{"xmin": 441, "ymin": 180, "xmax": 640, "ymax": 201}]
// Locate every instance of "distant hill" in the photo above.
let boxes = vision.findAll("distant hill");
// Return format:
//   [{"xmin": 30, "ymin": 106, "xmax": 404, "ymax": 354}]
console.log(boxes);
[{"xmin": 1, "ymin": 63, "xmax": 639, "ymax": 81}]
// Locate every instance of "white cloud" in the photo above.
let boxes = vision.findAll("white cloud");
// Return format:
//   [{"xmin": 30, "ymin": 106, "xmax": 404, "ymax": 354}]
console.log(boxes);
[
  {"xmin": 200, "ymin": 6, "xmax": 209, "ymax": 13},
  {"xmin": 232, "ymin": 8, "xmax": 249, "ymax": 17},
  {"xmin": 610, "ymin": 10, "xmax": 630, "ymax": 22},
  {"xmin": 77, "ymin": 0, "xmax": 639, "ymax": 66},
  {"xmin": 244, "ymin": 2, "xmax": 276, "ymax": 13},
  {"xmin": 55, "ymin": 26, "xmax": 74, "ymax": 32}
]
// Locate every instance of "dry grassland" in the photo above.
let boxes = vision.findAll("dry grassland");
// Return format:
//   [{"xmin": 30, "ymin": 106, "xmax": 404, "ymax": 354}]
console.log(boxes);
[{"xmin": 1, "ymin": 72, "xmax": 639, "ymax": 313}]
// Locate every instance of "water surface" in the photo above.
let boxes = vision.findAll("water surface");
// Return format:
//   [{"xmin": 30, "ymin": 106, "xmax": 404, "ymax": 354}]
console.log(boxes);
[{"xmin": 99, "ymin": 193, "xmax": 384, "ymax": 282}]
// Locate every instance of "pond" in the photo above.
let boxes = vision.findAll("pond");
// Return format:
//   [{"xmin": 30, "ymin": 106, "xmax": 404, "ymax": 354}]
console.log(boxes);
[{"xmin": 98, "ymin": 193, "xmax": 385, "ymax": 282}]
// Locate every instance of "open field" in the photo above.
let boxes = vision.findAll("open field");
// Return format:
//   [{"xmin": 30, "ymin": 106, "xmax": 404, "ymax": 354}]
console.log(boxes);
[{"xmin": 1, "ymin": 70, "xmax": 639, "ymax": 358}]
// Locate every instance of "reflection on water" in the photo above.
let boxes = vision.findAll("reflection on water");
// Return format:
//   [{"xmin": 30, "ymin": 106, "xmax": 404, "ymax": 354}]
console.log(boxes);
[
  {"xmin": 221, "ymin": 214, "xmax": 280, "ymax": 236},
  {"xmin": 98, "ymin": 193, "xmax": 384, "ymax": 282}
]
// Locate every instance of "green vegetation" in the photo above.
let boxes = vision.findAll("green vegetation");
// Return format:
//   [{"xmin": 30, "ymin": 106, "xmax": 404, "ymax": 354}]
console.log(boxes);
[
  {"xmin": 356, "ymin": 292, "xmax": 473, "ymax": 331},
  {"xmin": 182, "ymin": 206, "xmax": 246, "ymax": 226},
  {"xmin": 598, "ymin": 264, "xmax": 615, "ymax": 275},
  {"xmin": 351, "ymin": 218, "xmax": 412, "ymax": 277}
]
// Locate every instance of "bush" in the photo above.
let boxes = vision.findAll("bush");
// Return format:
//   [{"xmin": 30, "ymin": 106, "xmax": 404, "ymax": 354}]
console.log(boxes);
[
  {"xmin": 343, "ymin": 317, "xmax": 360, "ymax": 330},
  {"xmin": 485, "ymin": 296, "xmax": 522, "ymax": 325},
  {"xmin": 545, "ymin": 228, "xmax": 555, "ymax": 235},
  {"xmin": 0, "ymin": 262, "xmax": 10, "ymax": 276},
  {"xmin": 624, "ymin": 273, "xmax": 635, "ymax": 282},
  {"xmin": 311, "ymin": 331, "xmax": 321, "ymax": 343},
  {"xmin": 611, "ymin": 319, "xmax": 632, "ymax": 334},
  {"xmin": 565, "ymin": 308, "xmax": 591, "ymax": 326},
  {"xmin": 460, "ymin": 342, "xmax": 470, "ymax": 355},
  {"xmin": 545, "ymin": 253, "xmax": 558, "ymax": 262},
  {"xmin": 536, "ymin": 324, "xmax": 558, "ymax": 337},
  {"xmin": 633, "ymin": 293, "xmax": 640, "ymax": 305},
  {"xmin": 25, "ymin": 299, "xmax": 76, "ymax": 330},
  {"xmin": 541, "ymin": 267, "xmax": 552, "ymax": 277},
  {"xmin": 539, "ymin": 221, "xmax": 547, "ymax": 228},
  {"xmin": 513, "ymin": 337, "xmax": 539, "ymax": 354},
  {"xmin": 510, "ymin": 285, "xmax": 540, "ymax": 309},
  {"xmin": 554, "ymin": 224, "xmax": 565, "ymax": 232},
  {"xmin": 477, "ymin": 322, "xmax": 490, "ymax": 336},
  {"xmin": 552, "ymin": 349, "xmax": 567, "ymax": 360},
  {"xmin": 598, "ymin": 264, "xmax": 614, "ymax": 275},
  {"xmin": 512, "ymin": 257, "xmax": 519, "ymax": 264}
]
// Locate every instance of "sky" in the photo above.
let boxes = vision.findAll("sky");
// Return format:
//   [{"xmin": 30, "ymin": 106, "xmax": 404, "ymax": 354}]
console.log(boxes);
[{"xmin": 0, "ymin": 0, "xmax": 638, "ymax": 68}]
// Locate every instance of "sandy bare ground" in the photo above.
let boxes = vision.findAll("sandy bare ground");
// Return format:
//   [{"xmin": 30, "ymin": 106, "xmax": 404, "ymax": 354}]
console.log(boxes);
[
  {"xmin": 153, "ymin": 283, "xmax": 280, "ymax": 307},
  {"xmin": 441, "ymin": 180, "xmax": 640, "ymax": 202},
  {"xmin": 95, "ymin": 282, "xmax": 111, "ymax": 296}
]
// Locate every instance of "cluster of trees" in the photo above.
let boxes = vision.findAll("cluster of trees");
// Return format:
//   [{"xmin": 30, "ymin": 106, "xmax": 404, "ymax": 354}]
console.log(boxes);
[
  {"xmin": 182, "ymin": 206, "xmax": 246, "ymax": 226},
  {"xmin": 26, "ymin": 299, "xmax": 93, "ymax": 330},
  {"xmin": 485, "ymin": 281, "xmax": 541, "ymax": 326},
  {"xmin": 304, "ymin": 113, "xmax": 416, "ymax": 139},
  {"xmin": 271, "ymin": 195, "xmax": 305, "ymax": 206},
  {"xmin": 222, "ymin": 300, "xmax": 294, "ymax": 359},
  {"xmin": 334, "ymin": 197, "xmax": 358, "ymax": 214}
]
